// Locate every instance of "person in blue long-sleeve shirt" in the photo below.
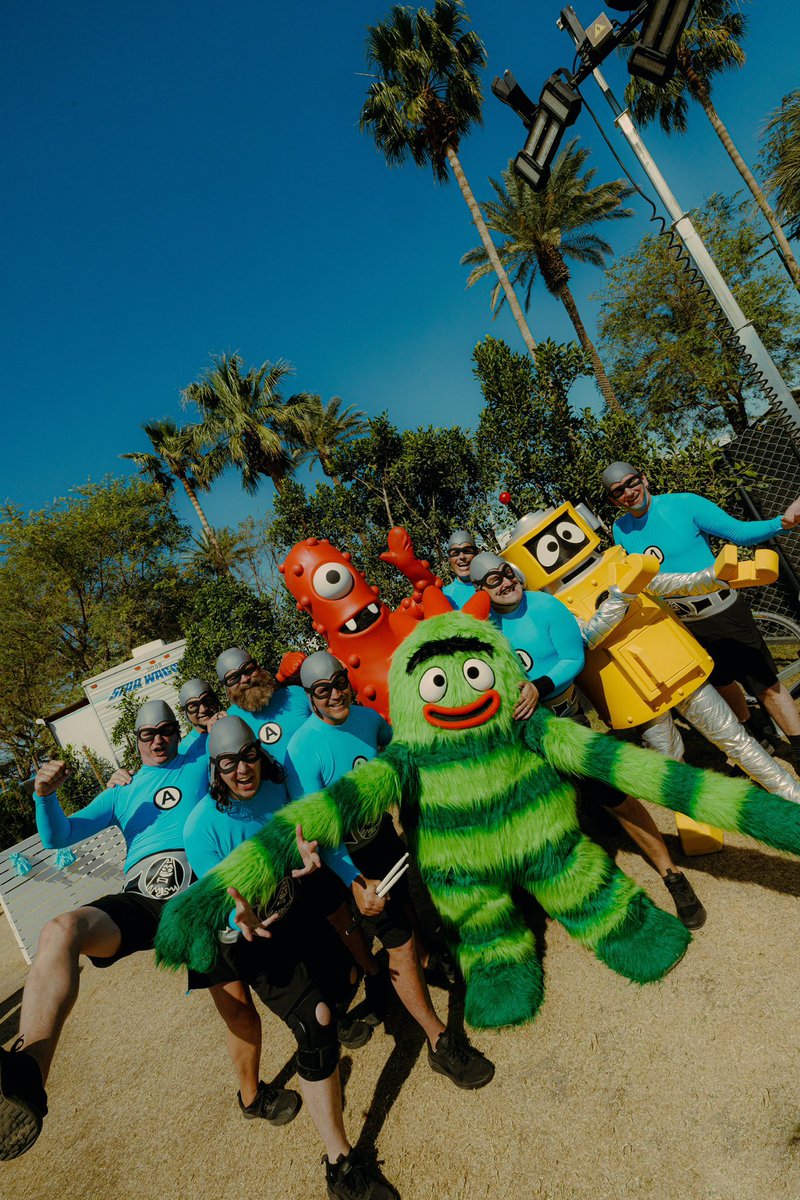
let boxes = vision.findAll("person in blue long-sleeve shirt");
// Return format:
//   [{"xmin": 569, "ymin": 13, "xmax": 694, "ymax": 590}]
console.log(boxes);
[
  {"xmin": 0, "ymin": 700, "xmax": 207, "ymax": 1162},
  {"xmin": 603, "ymin": 461, "xmax": 800, "ymax": 756}
]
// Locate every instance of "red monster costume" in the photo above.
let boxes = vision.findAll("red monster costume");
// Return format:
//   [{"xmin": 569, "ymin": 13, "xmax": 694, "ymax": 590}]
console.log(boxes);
[{"xmin": 279, "ymin": 528, "xmax": 457, "ymax": 718}]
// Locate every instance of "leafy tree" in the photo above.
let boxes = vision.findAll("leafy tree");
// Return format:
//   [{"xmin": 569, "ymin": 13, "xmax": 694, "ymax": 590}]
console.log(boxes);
[
  {"xmin": 0, "ymin": 478, "xmax": 192, "ymax": 771},
  {"xmin": 761, "ymin": 90, "xmax": 800, "ymax": 240},
  {"xmin": 183, "ymin": 354, "xmax": 316, "ymax": 496},
  {"xmin": 463, "ymin": 142, "xmax": 633, "ymax": 414},
  {"xmin": 122, "ymin": 417, "xmax": 227, "ymax": 568},
  {"xmin": 294, "ymin": 395, "xmax": 369, "ymax": 485},
  {"xmin": 625, "ymin": 0, "xmax": 800, "ymax": 292},
  {"xmin": 176, "ymin": 576, "xmax": 309, "ymax": 693},
  {"xmin": 596, "ymin": 193, "xmax": 800, "ymax": 433},
  {"xmin": 360, "ymin": 1, "xmax": 538, "ymax": 358}
]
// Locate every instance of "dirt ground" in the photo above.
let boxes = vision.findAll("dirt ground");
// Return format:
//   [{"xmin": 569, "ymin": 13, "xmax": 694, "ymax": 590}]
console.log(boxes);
[{"xmin": 3, "ymin": 797, "xmax": 800, "ymax": 1200}]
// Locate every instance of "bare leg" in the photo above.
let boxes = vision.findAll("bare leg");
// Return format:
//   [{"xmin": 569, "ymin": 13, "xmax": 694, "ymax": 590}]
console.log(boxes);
[
  {"xmin": 208, "ymin": 980, "xmax": 261, "ymax": 1107},
  {"xmin": 386, "ymin": 936, "xmax": 445, "ymax": 1047},
  {"xmin": 326, "ymin": 902, "xmax": 379, "ymax": 977},
  {"xmin": 298, "ymin": 1001, "xmax": 349, "ymax": 1161},
  {"xmin": 18, "ymin": 906, "xmax": 122, "ymax": 1084},
  {"xmin": 755, "ymin": 680, "xmax": 800, "ymax": 738},
  {"xmin": 717, "ymin": 681, "xmax": 750, "ymax": 722},
  {"xmin": 607, "ymin": 796, "xmax": 674, "ymax": 878}
]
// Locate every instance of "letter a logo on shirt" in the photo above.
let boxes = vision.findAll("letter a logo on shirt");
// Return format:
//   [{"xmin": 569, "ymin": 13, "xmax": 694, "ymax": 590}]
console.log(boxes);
[
  {"xmin": 153, "ymin": 786, "xmax": 183, "ymax": 811},
  {"xmin": 259, "ymin": 722, "xmax": 282, "ymax": 745},
  {"xmin": 644, "ymin": 545, "xmax": 665, "ymax": 563}
]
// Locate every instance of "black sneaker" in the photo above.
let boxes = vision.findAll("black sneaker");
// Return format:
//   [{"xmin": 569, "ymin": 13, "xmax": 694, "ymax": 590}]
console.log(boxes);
[
  {"xmin": 238, "ymin": 1080, "xmax": 301, "ymax": 1126},
  {"xmin": 350, "ymin": 968, "xmax": 392, "ymax": 1028},
  {"xmin": 427, "ymin": 1030, "xmax": 494, "ymax": 1090},
  {"xmin": 324, "ymin": 1147, "xmax": 399, "ymax": 1200},
  {"xmin": 0, "ymin": 1042, "xmax": 48, "ymax": 1161},
  {"xmin": 663, "ymin": 870, "xmax": 707, "ymax": 930},
  {"xmin": 337, "ymin": 1012, "xmax": 372, "ymax": 1050}
]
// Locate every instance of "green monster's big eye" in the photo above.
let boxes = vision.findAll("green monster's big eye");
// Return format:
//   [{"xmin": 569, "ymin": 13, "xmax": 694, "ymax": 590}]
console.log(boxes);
[
  {"xmin": 462, "ymin": 658, "xmax": 495, "ymax": 691},
  {"xmin": 419, "ymin": 666, "xmax": 448, "ymax": 702}
]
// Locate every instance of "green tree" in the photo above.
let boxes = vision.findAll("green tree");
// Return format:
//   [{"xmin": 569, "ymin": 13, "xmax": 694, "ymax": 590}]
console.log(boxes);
[
  {"xmin": 183, "ymin": 354, "xmax": 316, "ymax": 497},
  {"xmin": 761, "ymin": 90, "xmax": 800, "ymax": 241},
  {"xmin": 359, "ymin": 0, "xmax": 538, "ymax": 359},
  {"xmin": 596, "ymin": 193, "xmax": 800, "ymax": 433},
  {"xmin": 0, "ymin": 479, "xmax": 192, "ymax": 770},
  {"xmin": 295, "ymin": 395, "xmax": 369, "ymax": 485},
  {"xmin": 462, "ymin": 142, "xmax": 633, "ymax": 414},
  {"xmin": 625, "ymin": 0, "xmax": 800, "ymax": 292},
  {"xmin": 122, "ymin": 417, "xmax": 227, "ymax": 568}
]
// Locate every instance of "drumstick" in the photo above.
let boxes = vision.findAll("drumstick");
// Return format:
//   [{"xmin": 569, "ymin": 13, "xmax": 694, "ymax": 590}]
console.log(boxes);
[{"xmin": 376, "ymin": 853, "xmax": 410, "ymax": 897}]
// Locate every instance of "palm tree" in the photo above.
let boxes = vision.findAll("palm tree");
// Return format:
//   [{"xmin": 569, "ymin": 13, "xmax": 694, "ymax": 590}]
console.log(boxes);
[
  {"xmin": 625, "ymin": 0, "xmax": 800, "ymax": 292},
  {"xmin": 122, "ymin": 418, "xmax": 227, "ymax": 566},
  {"xmin": 462, "ymin": 141, "xmax": 632, "ymax": 414},
  {"xmin": 294, "ymin": 395, "xmax": 368, "ymax": 485},
  {"xmin": 359, "ymin": 0, "xmax": 539, "ymax": 359},
  {"xmin": 762, "ymin": 90, "xmax": 800, "ymax": 241},
  {"xmin": 183, "ymin": 354, "xmax": 316, "ymax": 496}
]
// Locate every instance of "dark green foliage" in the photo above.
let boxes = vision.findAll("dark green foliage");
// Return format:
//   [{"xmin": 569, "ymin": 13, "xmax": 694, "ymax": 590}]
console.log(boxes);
[
  {"xmin": 762, "ymin": 90, "xmax": 800, "ymax": 239},
  {"xmin": 110, "ymin": 692, "xmax": 148, "ymax": 774}
]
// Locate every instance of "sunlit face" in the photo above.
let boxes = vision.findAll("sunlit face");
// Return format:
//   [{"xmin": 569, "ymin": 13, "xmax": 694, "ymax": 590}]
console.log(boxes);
[
  {"xmin": 216, "ymin": 742, "xmax": 262, "ymax": 801},
  {"xmin": 477, "ymin": 565, "xmax": 523, "ymax": 612},
  {"xmin": 608, "ymin": 472, "xmax": 650, "ymax": 514},
  {"xmin": 448, "ymin": 542, "xmax": 478, "ymax": 582},
  {"xmin": 225, "ymin": 664, "xmax": 277, "ymax": 713},
  {"xmin": 137, "ymin": 722, "xmax": 180, "ymax": 767},
  {"xmin": 183, "ymin": 691, "xmax": 220, "ymax": 732},
  {"xmin": 308, "ymin": 670, "xmax": 353, "ymax": 726}
]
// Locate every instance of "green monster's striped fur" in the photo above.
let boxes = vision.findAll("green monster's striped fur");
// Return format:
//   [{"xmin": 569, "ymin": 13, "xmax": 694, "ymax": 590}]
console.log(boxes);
[{"xmin": 156, "ymin": 613, "xmax": 800, "ymax": 1027}]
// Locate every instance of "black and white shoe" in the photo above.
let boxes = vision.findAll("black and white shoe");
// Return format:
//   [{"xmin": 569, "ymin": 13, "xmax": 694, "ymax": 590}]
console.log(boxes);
[
  {"xmin": 663, "ymin": 870, "xmax": 707, "ymax": 930},
  {"xmin": 238, "ymin": 1080, "xmax": 301, "ymax": 1126},
  {"xmin": 336, "ymin": 1012, "xmax": 372, "ymax": 1050},
  {"xmin": 0, "ymin": 1042, "xmax": 48, "ymax": 1161},
  {"xmin": 325, "ymin": 1147, "xmax": 399, "ymax": 1200}
]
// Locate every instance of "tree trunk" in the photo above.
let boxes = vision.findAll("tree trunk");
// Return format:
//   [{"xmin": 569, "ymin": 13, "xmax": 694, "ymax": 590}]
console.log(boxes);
[
  {"xmin": 177, "ymin": 475, "xmax": 229, "ymax": 574},
  {"xmin": 445, "ymin": 145, "xmax": 540, "ymax": 362},
  {"xmin": 683, "ymin": 64, "xmax": 800, "ymax": 293},
  {"xmin": 557, "ymin": 283, "xmax": 625, "ymax": 415}
]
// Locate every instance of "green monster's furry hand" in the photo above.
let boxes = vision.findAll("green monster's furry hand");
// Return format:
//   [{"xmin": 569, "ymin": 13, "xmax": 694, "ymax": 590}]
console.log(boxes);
[{"xmin": 156, "ymin": 612, "xmax": 800, "ymax": 1029}]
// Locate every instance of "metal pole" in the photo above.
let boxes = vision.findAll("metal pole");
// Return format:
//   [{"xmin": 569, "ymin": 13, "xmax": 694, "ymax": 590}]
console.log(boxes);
[{"xmin": 559, "ymin": 12, "xmax": 800, "ymax": 433}]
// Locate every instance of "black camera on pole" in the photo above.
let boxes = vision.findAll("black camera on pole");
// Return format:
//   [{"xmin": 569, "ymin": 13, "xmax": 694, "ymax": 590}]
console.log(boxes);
[
  {"xmin": 605, "ymin": 0, "xmax": 697, "ymax": 84},
  {"xmin": 506, "ymin": 72, "xmax": 582, "ymax": 192}
]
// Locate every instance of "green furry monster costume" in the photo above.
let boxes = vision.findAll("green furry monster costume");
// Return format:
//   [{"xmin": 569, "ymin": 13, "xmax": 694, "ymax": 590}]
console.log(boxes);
[{"xmin": 156, "ymin": 611, "xmax": 800, "ymax": 1029}]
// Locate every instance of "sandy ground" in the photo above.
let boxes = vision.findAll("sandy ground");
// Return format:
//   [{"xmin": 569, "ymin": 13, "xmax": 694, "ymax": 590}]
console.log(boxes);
[{"xmin": 2, "ymin": 800, "xmax": 800, "ymax": 1200}]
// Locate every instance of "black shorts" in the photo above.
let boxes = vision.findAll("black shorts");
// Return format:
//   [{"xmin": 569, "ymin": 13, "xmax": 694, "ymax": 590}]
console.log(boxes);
[
  {"xmin": 690, "ymin": 597, "xmax": 779, "ymax": 691},
  {"xmin": 187, "ymin": 909, "xmax": 355, "ymax": 1010},
  {"xmin": 347, "ymin": 816, "xmax": 413, "ymax": 950},
  {"xmin": 85, "ymin": 891, "xmax": 166, "ymax": 968}
]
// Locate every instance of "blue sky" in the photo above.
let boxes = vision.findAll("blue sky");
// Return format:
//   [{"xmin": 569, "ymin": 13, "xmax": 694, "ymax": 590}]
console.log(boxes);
[{"xmin": 5, "ymin": 0, "xmax": 798, "ymax": 534}]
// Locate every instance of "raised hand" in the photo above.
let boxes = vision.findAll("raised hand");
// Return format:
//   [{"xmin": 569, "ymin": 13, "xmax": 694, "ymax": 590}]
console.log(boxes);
[
  {"xmin": 34, "ymin": 760, "xmax": 71, "ymax": 798},
  {"xmin": 291, "ymin": 824, "xmax": 322, "ymax": 877}
]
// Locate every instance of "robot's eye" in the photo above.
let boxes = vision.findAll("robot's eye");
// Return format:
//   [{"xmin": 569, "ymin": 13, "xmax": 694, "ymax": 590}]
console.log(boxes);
[
  {"xmin": 312, "ymin": 563, "xmax": 355, "ymax": 599},
  {"xmin": 534, "ymin": 535, "xmax": 560, "ymax": 568},
  {"xmin": 419, "ymin": 666, "xmax": 448, "ymax": 702},
  {"xmin": 556, "ymin": 521, "xmax": 586, "ymax": 546},
  {"xmin": 462, "ymin": 658, "xmax": 495, "ymax": 691}
]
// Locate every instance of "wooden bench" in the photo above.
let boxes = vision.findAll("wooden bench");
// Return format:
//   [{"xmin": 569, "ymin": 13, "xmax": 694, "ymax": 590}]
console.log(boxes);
[{"xmin": 0, "ymin": 828, "xmax": 126, "ymax": 964}]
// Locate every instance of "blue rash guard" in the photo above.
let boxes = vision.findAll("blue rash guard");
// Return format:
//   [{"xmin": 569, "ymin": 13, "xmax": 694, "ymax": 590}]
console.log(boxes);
[
  {"xmin": 613, "ymin": 492, "xmax": 787, "ymax": 572},
  {"xmin": 178, "ymin": 727, "xmax": 207, "ymax": 763},
  {"xmin": 183, "ymin": 779, "xmax": 289, "ymax": 880},
  {"xmin": 285, "ymin": 707, "xmax": 393, "ymax": 887},
  {"xmin": 443, "ymin": 577, "xmax": 476, "ymax": 610},
  {"xmin": 228, "ymin": 686, "xmax": 311, "ymax": 766},
  {"xmin": 34, "ymin": 752, "xmax": 207, "ymax": 874},
  {"xmin": 489, "ymin": 591, "xmax": 585, "ymax": 700}
]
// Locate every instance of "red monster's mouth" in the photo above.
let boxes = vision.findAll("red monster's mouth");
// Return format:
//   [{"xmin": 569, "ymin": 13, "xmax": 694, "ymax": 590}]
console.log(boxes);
[
  {"xmin": 339, "ymin": 603, "xmax": 382, "ymax": 635},
  {"xmin": 423, "ymin": 690, "xmax": 501, "ymax": 730}
]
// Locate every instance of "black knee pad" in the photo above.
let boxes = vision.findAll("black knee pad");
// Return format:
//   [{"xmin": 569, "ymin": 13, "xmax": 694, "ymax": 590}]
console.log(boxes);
[{"xmin": 285, "ymin": 985, "xmax": 339, "ymax": 1082}]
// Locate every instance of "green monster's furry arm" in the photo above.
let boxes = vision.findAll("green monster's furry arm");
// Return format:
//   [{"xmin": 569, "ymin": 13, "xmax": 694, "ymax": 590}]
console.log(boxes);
[
  {"xmin": 156, "ymin": 756, "xmax": 401, "ymax": 972},
  {"xmin": 525, "ymin": 709, "xmax": 800, "ymax": 856}
]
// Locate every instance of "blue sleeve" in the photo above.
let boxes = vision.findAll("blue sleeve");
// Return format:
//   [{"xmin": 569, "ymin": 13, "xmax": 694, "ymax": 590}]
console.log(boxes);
[
  {"xmin": 690, "ymin": 495, "xmax": 784, "ymax": 547},
  {"xmin": 377, "ymin": 716, "xmax": 393, "ymax": 749},
  {"xmin": 320, "ymin": 844, "xmax": 361, "ymax": 888},
  {"xmin": 183, "ymin": 815, "xmax": 224, "ymax": 881},
  {"xmin": 34, "ymin": 787, "xmax": 116, "ymax": 849},
  {"xmin": 544, "ymin": 602, "xmax": 586, "ymax": 695},
  {"xmin": 284, "ymin": 741, "xmax": 324, "ymax": 800}
]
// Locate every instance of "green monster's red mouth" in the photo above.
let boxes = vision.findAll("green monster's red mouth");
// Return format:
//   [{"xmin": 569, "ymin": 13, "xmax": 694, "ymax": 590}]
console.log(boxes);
[{"xmin": 423, "ymin": 690, "xmax": 501, "ymax": 730}]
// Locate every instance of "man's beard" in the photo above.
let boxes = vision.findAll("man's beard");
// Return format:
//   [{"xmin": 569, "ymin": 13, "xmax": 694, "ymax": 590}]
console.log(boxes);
[{"xmin": 227, "ymin": 674, "xmax": 277, "ymax": 713}]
